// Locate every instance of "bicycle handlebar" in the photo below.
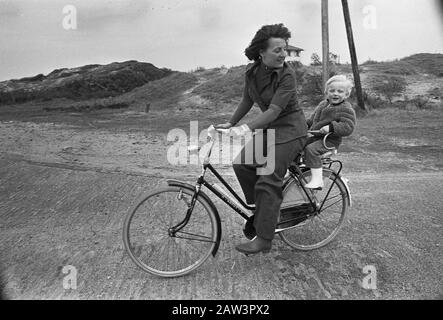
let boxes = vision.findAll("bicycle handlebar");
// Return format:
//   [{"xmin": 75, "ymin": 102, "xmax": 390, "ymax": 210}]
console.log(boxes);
[
  {"xmin": 188, "ymin": 125, "xmax": 229, "ymax": 152},
  {"xmin": 207, "ymin": 125, "xmax": 230, "ymax": 139},
  {"xmin": 190, "ymin": 126, "xmax": 336, "ymax": 163}
]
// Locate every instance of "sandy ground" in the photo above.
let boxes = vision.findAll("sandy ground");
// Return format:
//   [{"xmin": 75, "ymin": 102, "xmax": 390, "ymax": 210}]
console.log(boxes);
[{"xmin": 0, "ymin": 109, "xmax": 442, "ymax": 300}]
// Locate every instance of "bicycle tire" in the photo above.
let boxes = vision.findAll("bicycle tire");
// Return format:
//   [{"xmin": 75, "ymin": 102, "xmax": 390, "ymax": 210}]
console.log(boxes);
[
  {"xmin": 123, "ymin": 186, "xmax": 219, "ymax": 277},
  {"xmin": 278, "ymin": 168, "xmax": 348, "ymax": 250}
]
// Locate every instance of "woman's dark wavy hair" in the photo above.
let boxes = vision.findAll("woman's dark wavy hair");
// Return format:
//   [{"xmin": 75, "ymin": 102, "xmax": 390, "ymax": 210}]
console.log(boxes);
[{"xmin": 245, "ymin": 23, "xmax": 291, "ymax": 61}]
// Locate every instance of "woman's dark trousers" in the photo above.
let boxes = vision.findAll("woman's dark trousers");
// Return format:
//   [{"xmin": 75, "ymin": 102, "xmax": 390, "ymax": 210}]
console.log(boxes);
[{"xmin": 233, "ymin": 132, "xmax": 307, "ymax": 240}]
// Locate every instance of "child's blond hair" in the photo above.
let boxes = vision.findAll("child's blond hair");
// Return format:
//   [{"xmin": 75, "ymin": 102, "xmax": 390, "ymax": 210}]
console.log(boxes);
[{"xmin": 324, "ymin": 75, "xmax": 354, "ymax": 97}]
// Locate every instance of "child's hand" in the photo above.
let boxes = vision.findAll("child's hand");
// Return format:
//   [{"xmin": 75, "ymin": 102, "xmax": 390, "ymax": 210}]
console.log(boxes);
[{"xmin": 319, "ymin": 125, "xmax": 330, "ymax": 134}]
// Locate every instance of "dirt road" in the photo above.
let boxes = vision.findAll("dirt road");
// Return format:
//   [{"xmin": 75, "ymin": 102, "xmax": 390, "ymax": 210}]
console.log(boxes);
[
  {"xmin": 0, "ymin": 111, "xmax": 442, "ymax": 300},
  {"xmin": 0, "ymin": 156, "xmax": 441, "ymax": 300}
]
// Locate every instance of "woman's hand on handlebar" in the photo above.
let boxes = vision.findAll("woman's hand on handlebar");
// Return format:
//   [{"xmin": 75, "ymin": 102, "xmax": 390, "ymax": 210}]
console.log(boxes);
[
  {"xmin": 212, "ymin": 122, "xmax": 251, "ymax": 137},
  {"xmin": 207, "ymin": 123, "xmax": 231, "ymax": 139},
  {"xmin": 215, "ymin": 122, "xmax": 233, "ymax": 130}
]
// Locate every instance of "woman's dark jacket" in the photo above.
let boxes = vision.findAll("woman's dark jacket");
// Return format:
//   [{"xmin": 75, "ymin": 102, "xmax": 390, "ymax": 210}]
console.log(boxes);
[{"xmin": 231, "ymin": 60, "xmax": 307, "ymax": 144}]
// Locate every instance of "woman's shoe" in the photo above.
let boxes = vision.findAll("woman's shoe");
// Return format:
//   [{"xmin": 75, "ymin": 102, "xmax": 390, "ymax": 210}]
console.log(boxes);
[
  {"xmin": 235, "ymin": 236, "xmax": 272, "ymax": 255},
  {"xmin": 243, "ymin": 215, "xmax": 256, "ymax": 240},
  {"xmin": 304, "ymin": 168, "xmax": 324, "ymax": 189}
]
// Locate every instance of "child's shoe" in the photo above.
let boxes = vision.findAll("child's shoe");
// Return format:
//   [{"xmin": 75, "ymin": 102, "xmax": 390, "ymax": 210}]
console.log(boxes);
[{"xmin": 304, "ymin": 168, "xmax": 324, "ymax": 189}]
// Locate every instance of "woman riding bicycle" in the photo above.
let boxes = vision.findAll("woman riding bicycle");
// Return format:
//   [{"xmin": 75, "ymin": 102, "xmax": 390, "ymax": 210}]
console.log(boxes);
[{"xmin": 216, "ymin": 23, "xmax": 308, "ymax": 255}]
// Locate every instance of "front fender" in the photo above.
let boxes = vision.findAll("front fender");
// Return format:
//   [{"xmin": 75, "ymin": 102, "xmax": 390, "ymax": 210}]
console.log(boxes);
[{"xmin": 166, "ymin": 179, "xmax": 222, "ymax": 257}]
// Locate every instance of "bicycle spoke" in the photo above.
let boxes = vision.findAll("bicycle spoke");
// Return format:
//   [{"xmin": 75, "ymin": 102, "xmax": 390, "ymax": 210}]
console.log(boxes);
[
  {"xmin": 123, "ymin": 186, "xmax": 217, "ymax": 276},
  {"xmin": 279, "ymin": 170, "xmax": 348, "ymax": 250},
  {"xmin": 166, "ymin": 237, "xmax": 176, "ymax": 272},
  {"xmin": 145, "ymin": 243, "xmax": 159, "ymax": 263},
  {"xmin": 162, "ymin": 237, "xmax": 175, "ymax": 271},
  {"xmin": 175, "ymin": 230, "xmax": 214, "ymax": 241},
  {"xmin": 169, "ymin": 235, "xmax": 191, "ymax": 269},
  {"xmin": 321, "ymin": 193, "xmax": 341, "ymax": 204},
  {"xmin": 164, "ymin": 238, "xmax": 174, "ymax": 271},
  {"xmin": 320, "ymin": 198, "xmax": 344, "ymax": 212},
  {"xmin": 146, "ymin": 239, "xmax": 166, "ymax": 271},
  {"xmin": 171, "ymin": 237, "xmax": 183, "ymax": 270},
  {"xmin": 149, "ymin": 202, "xmax": 169, "ymax": 226},
  {"xmin": 313, "ymin": 213, "xmax": 332, "ymax": 234},
  {"xmin": 150, "ymin": 198, "xmax": 170, "ymax": 226},
  {"xmin": 174, "ymin": 235, "xmax": 216, "ymax": 243}
]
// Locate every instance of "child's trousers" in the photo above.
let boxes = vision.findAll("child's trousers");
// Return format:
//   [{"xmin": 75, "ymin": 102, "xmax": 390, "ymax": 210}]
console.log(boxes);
[{"xmin": 304, "ymin": 137, "xmax": 336, "ymax": 168}]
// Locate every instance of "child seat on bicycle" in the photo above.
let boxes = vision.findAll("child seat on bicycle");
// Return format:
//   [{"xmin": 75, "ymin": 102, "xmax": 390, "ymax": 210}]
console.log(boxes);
[{"xmin": 304, "ymin": 75, "xmax": 356, "ymax": 189}]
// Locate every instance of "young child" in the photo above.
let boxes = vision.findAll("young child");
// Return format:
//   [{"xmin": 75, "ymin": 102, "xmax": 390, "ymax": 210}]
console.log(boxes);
[{"xmin": 304, "ymin": 75, "xmax": 356, "ymax": 189}]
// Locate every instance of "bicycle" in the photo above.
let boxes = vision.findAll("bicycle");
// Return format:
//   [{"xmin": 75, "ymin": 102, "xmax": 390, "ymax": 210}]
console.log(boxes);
[{"xmin": 123, "ymin": 126, "xmax": 352, "ymax": 277}]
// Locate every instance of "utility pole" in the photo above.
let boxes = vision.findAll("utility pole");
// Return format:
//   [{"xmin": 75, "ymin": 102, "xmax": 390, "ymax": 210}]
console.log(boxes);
[
  {"xmin": 321, "ymin": 0, "xmax": 329, "ymax": 90},
  {"xmin": 342, "ymin": 0, "xmax": 366, "ymax": 111}
]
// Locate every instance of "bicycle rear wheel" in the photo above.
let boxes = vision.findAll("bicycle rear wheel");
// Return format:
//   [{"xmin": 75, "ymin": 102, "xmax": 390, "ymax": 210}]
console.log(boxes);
[
  {"xmin": 278, "ymin": 168, "xmax": 348, "ymax": 250},
  {"xmin": 123, "ymin": 186, "xmax": 218, "ymax": 277}
]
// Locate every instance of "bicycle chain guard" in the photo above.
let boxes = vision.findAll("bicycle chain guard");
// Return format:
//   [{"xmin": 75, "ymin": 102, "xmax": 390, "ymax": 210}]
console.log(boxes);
[{"xmin": 277, "ymin": 203, "xmax": 314, "ymax": 229}]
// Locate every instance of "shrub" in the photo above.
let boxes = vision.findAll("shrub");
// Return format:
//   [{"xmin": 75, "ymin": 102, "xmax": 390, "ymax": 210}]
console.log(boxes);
[
  {"xmin": 310, "ymin": 53, "xmax": 322, "ymax": 66},
  {"xmin": 362, "ymin": 59, "xmax": 379, "ymax": 65},
  {"xmin": 297, "ymin": 68, "xmax": 338, "ymax": 105},
  {"xmin": 371, "ymin": 75, "xmax": 407, "ymax": 104},
  {"xmin": 194, "ymin": 66, "xmax": 206, "ymax": 72},
  {"xmin": 410, "ymin": 95, "xmax": 430, "ymax": 109},
  {"xmin": 401, "ymin": 53, "xmax": 443, "ymax": 77},
  {"xmin": 191, "ymin": 66, "xmax": 244, "ymax": 103},
  {"xmin": 299, "ymin": 73, "xmax": 324, "ymax": 104},
  {"xmin": 351, "ymin": 90, "xmax": 386, "ymax": 110},
  {"xmin": 427, "ymin": 87, "xmax": 442, "ymax": 98},
  {"xmin": 43, "ymin": 100, "xmax": 129, "ymax": 112}
]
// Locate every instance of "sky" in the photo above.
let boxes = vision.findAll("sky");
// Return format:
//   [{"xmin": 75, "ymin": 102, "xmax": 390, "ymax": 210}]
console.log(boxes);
[{"xmin": 0, "ymin": 0, "xmax": 442, "ymax": 81}]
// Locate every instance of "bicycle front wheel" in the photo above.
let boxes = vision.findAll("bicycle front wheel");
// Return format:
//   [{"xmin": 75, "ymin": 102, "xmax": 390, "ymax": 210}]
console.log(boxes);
[
  {"xmin": 123, "ymin": 186, "xmax": 219, "ymax": 277},
  {"xmin": 279, "ymin": 169, "xmax": 349, "ymax": 250}
]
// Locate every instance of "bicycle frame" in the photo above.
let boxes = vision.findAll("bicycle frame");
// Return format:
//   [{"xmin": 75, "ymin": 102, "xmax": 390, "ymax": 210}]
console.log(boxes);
[
  {"xmin": 284, "ymin": 159, "xmax": 342, "ymax": 211},
  {"xmin": 170, "ymin": 128, "xmax": 348, "ymax": 236},
  {"xmin": 201, "ymin": 163, "xmax": 255, "ymax": 219},
  {"xmin": 169, "ymin": 162, "xmax": 254, "ymax": 236},
  {"xmin": 170, "ymin": 130, "xmax": 254, "ymax": 236}
]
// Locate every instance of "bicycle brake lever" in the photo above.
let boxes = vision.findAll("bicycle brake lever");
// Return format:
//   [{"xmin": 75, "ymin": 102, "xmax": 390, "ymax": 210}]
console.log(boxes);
[
  {"xmin": 207, "ymin": 125, "xmax": 216, "ymax": 139},
  {"xmin": 188, "ymin": 145, "xmax": 200, "ymax": 152},
  {"xmin": 208, "ymin": 125, "xmax": 231, "ymax": 139}
]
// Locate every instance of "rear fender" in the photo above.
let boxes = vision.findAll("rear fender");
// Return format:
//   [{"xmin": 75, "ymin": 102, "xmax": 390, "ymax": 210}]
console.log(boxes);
[
  {"xmin": 322, "ymin": 169, "xmax": 352, "ymax": 207},
  {"xmin": 339, "ymin": 176, "xmax": 352, "ymax": 207}
]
